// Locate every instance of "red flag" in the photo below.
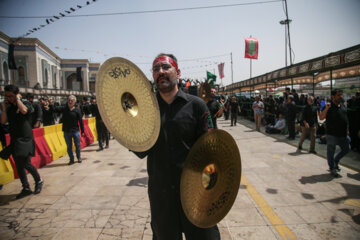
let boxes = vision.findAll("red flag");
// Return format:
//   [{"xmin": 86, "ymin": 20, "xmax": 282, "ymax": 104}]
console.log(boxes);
[
  {"xmin": 245, "ymin": 37, "xmax": 259, "ymax": 59},
  {"xmin": 218, "ymin": 62, "xmax": 225, "ymax": 79}
]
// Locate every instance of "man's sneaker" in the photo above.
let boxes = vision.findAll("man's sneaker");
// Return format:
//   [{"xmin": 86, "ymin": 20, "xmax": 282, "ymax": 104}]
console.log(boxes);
[
  {"xmin": 78, "ymin": 158, "xmax": 82, "ymax": 163},
  {"xmin": 330, "ymin": 169, "xmax": 341, "ymax": 178},
  {"xmin": 16, "ymin": 188, "xmax": 33, "ymax": 199},
  {"xmin": 105, "ymin": 145, "xmax": 109, "ymax": 149},
  {"xmin": 309, "ymin": 150, "xmax": 317, "ymax": 154},
  {"xmin": 68, "ymin": 161, "xmax": 75, "ymax": 165},
  {"xmin": 96, "ymin": 147, "xmax": 103, "ymax": 152},
  {"xmin": 335, "ymin": 165, "xmax": 341, "ymax": 172},
  {"xmin": 34, "ymin": 180, "xmax": 44, "ymax": 194}
]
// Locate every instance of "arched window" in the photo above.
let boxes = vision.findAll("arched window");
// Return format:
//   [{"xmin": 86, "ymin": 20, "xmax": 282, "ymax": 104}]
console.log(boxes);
[
  {"xmin": 2, "ymin": 61, "xmax": 9, "ymax": 84},
  {"xmin": 43, "ymin": 69, "xmax": 48, "ymax": 88}
]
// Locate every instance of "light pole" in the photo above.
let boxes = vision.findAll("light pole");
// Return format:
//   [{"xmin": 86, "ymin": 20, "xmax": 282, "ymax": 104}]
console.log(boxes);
[
  {"xmin": 279, "ymin": 0, "xmax": 293, "ymax": 67},
  {"xmin": 279, "ymin": 19, "xmax": 292, "ymax": 67}
]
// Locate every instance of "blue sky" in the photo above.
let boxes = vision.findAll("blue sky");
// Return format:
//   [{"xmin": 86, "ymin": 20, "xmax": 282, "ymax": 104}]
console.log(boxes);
[{"xmin": 0, "ymin": 0, "xmax": 359, "ymax": 86}]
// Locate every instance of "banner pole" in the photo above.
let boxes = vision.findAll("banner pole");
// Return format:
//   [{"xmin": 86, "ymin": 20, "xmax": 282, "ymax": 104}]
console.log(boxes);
[{"xmin": 231, "ymin": 52, "xmax": 234, "ymax": 84}]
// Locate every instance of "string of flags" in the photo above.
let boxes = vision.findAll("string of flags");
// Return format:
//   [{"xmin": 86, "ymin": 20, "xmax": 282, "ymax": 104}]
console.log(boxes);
[
  {"xmin": 21, "ymin": 0, "xmax": 99, "ymax": 38},
  {"xmin": 53, "ymin": 46, "xmax": 226, "ymax": 70}
]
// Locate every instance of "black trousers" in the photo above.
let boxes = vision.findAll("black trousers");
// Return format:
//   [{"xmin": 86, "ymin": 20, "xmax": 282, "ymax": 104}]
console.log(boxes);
[
  {"xmin": 231, "ymin": 112, "xmax": 238, "ymax": 126},
  {"xmin": 150, "ymin": 186, "xmax": 220, "ymax": 240},
  {"xmin": 96, "ymin": 120, "xmax": 109, "ymax": 148},
  {"xmin": 14, "ymin": 155, "xmax": 41, "ymax": 189},
  {"xmin": 287, "ymin": 120, "xmax": 295, "ymax": 138}
]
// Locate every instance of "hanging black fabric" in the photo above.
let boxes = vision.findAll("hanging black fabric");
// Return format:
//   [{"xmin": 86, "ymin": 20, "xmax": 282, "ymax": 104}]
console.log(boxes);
[
  {"xmin": 76, "ymin": 67, "xmax": 82, "ymax": 81},
  {"xmin": 8, "ymin": 44, "xmax": 17, "ymax": 70}
]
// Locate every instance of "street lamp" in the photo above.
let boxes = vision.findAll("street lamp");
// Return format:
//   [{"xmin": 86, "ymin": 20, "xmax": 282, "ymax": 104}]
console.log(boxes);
[{"xmin": 279, "ymin": 19, "xmax": 292, "ymax": 67}]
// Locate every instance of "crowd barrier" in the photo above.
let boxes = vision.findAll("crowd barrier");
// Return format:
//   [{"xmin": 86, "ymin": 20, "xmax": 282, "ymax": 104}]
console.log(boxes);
[{"xmin": 0, "ymin": 117, "xmax": 97, "ymax": 186}]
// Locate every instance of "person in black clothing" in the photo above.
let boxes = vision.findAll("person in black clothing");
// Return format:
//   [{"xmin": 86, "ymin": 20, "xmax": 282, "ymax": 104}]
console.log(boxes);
[
  {"xmin": 285, "ymin": 95, "xmax": 297, "ymax": 140},
  {"xmin": 26, "ymin": 93, "xmax": 42, "ymax": 128},
  {"xmin": 39, "ymin": 97, "xmax": 55, "ymax": 126},
  {"xmin": 229, "ymin": 96, "xmax": 241, "ymax": 126},
  {"xmin": 347, "ymin": 92, "xmax": 360, "ymax": 152},
  {"xmin": 319, "ymin": 89, "xmax": 349, "ymax": 177},
  {"xmin": 207, "ymin": 88, "xmax": 223, "ymax": 129},
  {"xmin": 297, "ymin": 96, "xmax": 317, "ymax": 153},
  {"xmin": 88, "ymin": 96, "xmax": 109, "ymax": 151},
  {"xmin": 81, "ymin": 96, "xmax": 91, "ymax": 118},
  {"xmin": 0, "ymin": 85, "xmax": 43, "ymax": 199},
  {"xmin": 134, "ymin": 53, "xmax": 219, "ymax": 239},
  {"xmin": 52, "ymin": 95, "xmax": 84, "ymax": 165}
]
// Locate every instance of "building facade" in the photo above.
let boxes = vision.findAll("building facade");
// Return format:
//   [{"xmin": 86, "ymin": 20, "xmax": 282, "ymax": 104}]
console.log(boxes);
[{"xmin": 0, "ymin": 31, "xmax": 99, "ymax": 101}]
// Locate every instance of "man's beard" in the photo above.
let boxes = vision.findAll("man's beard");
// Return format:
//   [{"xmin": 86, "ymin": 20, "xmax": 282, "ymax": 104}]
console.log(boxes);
[{"xmin": 156, "ymin": 76, "xmax": 177, "ymax": 93}]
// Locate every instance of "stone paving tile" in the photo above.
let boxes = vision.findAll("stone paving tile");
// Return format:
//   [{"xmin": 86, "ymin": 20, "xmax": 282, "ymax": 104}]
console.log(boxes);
[
  {"xmin": 12, "ymin": 227, "xmax": 59, "ymax": 240},
  {"xmin": 105, "ymin": 208, "xmax": 149, "ymax": 229},
  {"xmin": 308, "ymin": 222, "xmax": 360, "ymax": 240},
  {"xmin": 53, "ymin": 228, "xmax": 102, "ymax": 240},
  {"xmin": 98, "ymin": 228, "xmax": 145, "ymax": 240},
  {"xmin": 64, "ymin": 209, "xmax": 113, "ymax": 228},
  {"xmin": 226, "ymin": 226, "xmax": 278, "ymax": 240},
  {"xmin": 28, "ymin": 209, "xmax": 78, "ymax": 228}
]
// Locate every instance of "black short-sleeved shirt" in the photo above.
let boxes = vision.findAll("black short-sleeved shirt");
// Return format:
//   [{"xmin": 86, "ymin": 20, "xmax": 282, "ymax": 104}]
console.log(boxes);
[
  {"xmin": 30, "ymin": 102, "xmax": 43, "ymax": 127},
  {"xmin": 207, "ymin": 99, "xmax": 220, "ymax": 129},
  {"xmin": 230, "ymin": 101, "xmax": 240, "ymax": 114},
  {"xmin": 326, "ymin": 101, "xmax": 348, "ymax": 137},
  {"xmin": 42, "ymin": 105, "xmax": 55, "ymax": 126},
  {"xmin": 6, "ymin": 100, "xmax": 35, "ymax": 156}
]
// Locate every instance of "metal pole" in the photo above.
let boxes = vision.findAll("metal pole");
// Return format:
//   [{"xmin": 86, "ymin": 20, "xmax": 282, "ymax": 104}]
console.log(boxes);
[
  {"xmin": 250, "ymin": 59, "xmax": 252, "ymax": 79},
  {"xmin": 312, "ymin": 74, "xmax": 315, "ymax": 96},
  {"xmin": 284, "ymin": 0, "xmax": 293, "ymax": 65},
  {"xmin": 330, "ymin": 69, "xmax": 333, "ymax": 92},
  {"xmin": 231, "ymin": 52, "xmax": 234, "ymax": 84}
]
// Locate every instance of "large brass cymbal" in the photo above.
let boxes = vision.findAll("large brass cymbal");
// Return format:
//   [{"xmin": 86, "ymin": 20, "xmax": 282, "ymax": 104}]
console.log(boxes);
[
  {"xmin": 180, "ymin": 129, "xmax": 241, "ymax": 228},
  {"xmin": 96, "ymin": 57, "xmax": 160, "ymax": 152}
]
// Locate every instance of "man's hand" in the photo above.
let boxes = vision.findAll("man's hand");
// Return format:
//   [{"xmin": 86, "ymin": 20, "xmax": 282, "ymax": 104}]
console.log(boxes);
[
  {"xmin": 305, "ymin": 122, "xmax": 310, "ymax": 129},
  {"xmin": 325, "ymin": 102, "xmax": 331, "ymax": 109}
]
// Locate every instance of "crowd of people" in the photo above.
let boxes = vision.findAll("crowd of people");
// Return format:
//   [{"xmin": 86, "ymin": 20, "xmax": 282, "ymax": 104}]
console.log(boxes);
[
  {"xmin": 220, "ymin": 88, "xmax": 360, "ymax": 178},
  {"xmin": 0, "ymin": 89, "xmax": 111, "ymax": 198}
]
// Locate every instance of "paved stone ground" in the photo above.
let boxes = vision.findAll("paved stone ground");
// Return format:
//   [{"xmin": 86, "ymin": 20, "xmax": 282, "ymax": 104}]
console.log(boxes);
[{"xmin": 0, "ymin": 118, "xmax": 359, "ymax": 240}]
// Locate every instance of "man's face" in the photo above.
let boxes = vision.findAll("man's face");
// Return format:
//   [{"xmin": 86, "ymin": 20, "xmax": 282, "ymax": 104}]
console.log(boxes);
[
  {"xmin": 39, "ymin": 99, "xmax": 46, "ymax": 106},
  {"xmin": 91, "ymin": 99, "xmax": 96, "ymax": 104},
  {"xmin": 210, "ymin": 88, "xmax": 216, "ymax": 98},
  {"xmin": 307, "ymin": 97, "xmax": 314, "ymax": 105},
  {"xmin": 68, "ymin": 97, "xmax": 76, "ymax": 108},
  {"xmin": 152, "ymin": 59, "xmax": 180, "ymax": 93},
  {"xmin": 332, "ymin": 91, "xmax": 343, "ymax": 103},
  {"xmin": 4, "ymin": 91, "xmax": 17, "ymax": 104}
]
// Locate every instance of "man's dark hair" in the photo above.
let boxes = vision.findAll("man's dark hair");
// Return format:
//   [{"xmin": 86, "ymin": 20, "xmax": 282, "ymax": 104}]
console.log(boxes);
[
  {"xmin": 155, "ymin": 53, "xmax": 178, "ymax": 64},
  {"xmin": 285, "ymin": 87, "xmax": 290, "ymax": 91},
  {"xmin": 39, "ymin": 97, "xmax": 46, "ymax": 101},
  {"xmin": 26, "ymin": 93, "xmax": 34, "ymax": 99},
  {"xmin": 82, "ymin": 96, "xmax": 88, "ymax": 101},
  {"xmin": 91, "ymin": 96, "xmax": 96, "ymax": 100},
  {"xmin": 4, "ymin": 84, "xmax": 19, "ymax": 94},
  {"xmin": 331, "ymin": 89, "xmax": 342, "ymax": 96}
]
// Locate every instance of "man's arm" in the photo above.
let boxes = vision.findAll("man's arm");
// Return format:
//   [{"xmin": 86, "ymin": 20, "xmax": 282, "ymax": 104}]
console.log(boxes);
[
  {"xmin": 1, "ymin": 102, "xmax": 8, "ymax": 124},
  {"xmin": 319, "ymin": 102, "xmax": 331, "ymax": 120}
]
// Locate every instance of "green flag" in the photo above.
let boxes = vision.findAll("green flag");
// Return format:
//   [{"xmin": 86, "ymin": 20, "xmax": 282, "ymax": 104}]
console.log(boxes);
[{"xmin": 206, "ymin": 71, "xmax": 217, "ymax": 87}]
